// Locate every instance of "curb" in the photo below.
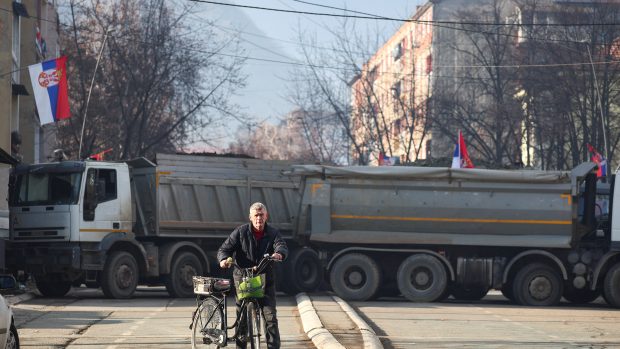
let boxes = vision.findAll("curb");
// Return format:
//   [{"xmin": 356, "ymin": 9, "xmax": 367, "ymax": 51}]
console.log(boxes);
[
  {"xmin": 296, "ymin": 293, "xmax": 346, "ymax": 349},
  {"xmin": 332, "ymin": 296, "xmax": 383, "ymax": 349},
  {"xmin": 6, "ymin": 292, "xmax": 35, "ymax": 305}
]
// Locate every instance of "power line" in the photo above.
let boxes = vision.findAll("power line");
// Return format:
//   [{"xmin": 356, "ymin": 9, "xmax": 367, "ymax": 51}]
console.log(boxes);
[{"xmin": 189, "ymin": 0, "xmax": 620, "ymax": 27}]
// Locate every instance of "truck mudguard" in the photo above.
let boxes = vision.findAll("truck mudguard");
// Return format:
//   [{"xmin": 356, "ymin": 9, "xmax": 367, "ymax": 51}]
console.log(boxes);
[
  {"xmin": 98, "ymin": 232, "xmax": 148, "ymax": 273},
  {"xmin": 502, "ymin": 250, "xmax": 568, "ymax": 284},
  {"xmin": 590, "ymin": 251, "xmax": 620, "ymax": 290},
  {"xmin": 159, "ymin": 241, "xmax": 210, "ymax": 275}
]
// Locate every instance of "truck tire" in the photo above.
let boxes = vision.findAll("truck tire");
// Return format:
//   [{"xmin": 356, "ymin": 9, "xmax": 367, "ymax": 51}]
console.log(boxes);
[
  {"xmin": 501, "ymin": 282, "xmax": 516, "ymax": 303},
  {"xmin": 35, "ymin": 276, "xmax": 72, "ymax": 297},
  {"xmin": 397, "ymin": 254, "xmax": 447, "ymax": 302},
  {"xmin": 603, "ymin": 263, "xmax": 620, "ymax": 307},
  {"xmin": 563, "ymin": 286, "xmax": 600, "ymax": 304},
  {"xmin": 283, "ymin": 248, "xmax": 323, "ymax": 294},
  {"xmin": 451, "ymin": 285, "xmax": 489, "ymax": 301},
  {"xmin": 102, "ymin": 251, "xmax": 139, "ymax": 299},
  {"xmin": 165, "ymin": 251, "xmax": 203, "ymax": 298},
  {"xmin": 330, "ymin": 253, "xmax": 381, "ymax": 301},
  {"xmin": 512, "ymin": 263, "xmax": 563, "ymax": 306}
]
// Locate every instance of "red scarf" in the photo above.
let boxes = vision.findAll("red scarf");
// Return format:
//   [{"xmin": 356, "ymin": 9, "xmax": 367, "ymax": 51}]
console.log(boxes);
[{"xmin": 251, "ymin": 225, "xmax": 265, "ymax": 241}]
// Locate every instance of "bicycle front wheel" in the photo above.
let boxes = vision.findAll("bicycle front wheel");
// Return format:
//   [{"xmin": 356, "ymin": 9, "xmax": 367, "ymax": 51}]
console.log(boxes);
[
  {"xmin": 247, "ymin": 301, "xmax": 262, "ymax": 349},
  {"xmin": 191, "ymin": 297, "xmax": 224, "ymax": 348}
]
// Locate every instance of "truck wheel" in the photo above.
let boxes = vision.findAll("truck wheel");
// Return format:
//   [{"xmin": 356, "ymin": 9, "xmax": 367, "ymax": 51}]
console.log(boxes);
[
  {"xmin": 102, "ymin": 251, "xmax": 139, "ymax": 299},
  {"xmin": 284, "ymin": 248, "xmax": 323, "ymax": 294},
  {"xmin": 513, "ymin": 263, "xmax": 563, "ymax": 306},
  {"xmin": 603, "ymin": 263, "xmax": 620, "ymax": 307},
  {"xmin": 563, "ymin": 286, "xmax": 600, "ymax": 304},
  {"xmin": 451, "ymin": 285, "xmax": 489, "ymax": 301},
  {"xmin": 501, "ymin": 282, "xmax": 516, "ymax": 302},
  {"xmin": 165, "ymin": 251, "xmax": 203, "ymax": 298},
  {"xmin": 330, "ymin": 253, "xmax": 380, "ymax": 301},
  {"xmin": 397, "ymin": 254, "xmax": 447, "ymax": 302},
  {"xmin": 35, "ymin": 277, "xmax": 72, "ymax": 297}
]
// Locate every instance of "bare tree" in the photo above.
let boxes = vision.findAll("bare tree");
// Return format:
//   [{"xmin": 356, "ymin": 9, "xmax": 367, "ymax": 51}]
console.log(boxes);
[
  {"xmin": 226, "ymin": 109, "xmax": 345, "ymax": 163},
  {"xmin": 58, "ymin": 0, "xmax": 246, "ymax": 160},
  {"xmin": 517, "ymin": 0, "xmax": 620, "ymax": 171},
  {"xmin": 289, "ymin": 17, "xmax": 431, "ymax": 165},
  {"xmin": 432, "ymin": 0, "xmax": 524, "ymax": 168}
]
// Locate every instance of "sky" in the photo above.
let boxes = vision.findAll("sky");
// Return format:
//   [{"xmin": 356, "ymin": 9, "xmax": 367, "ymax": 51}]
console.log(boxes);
[{"xmin": 188, "ymin": 0, "xmax": 427, "ymax": 150}]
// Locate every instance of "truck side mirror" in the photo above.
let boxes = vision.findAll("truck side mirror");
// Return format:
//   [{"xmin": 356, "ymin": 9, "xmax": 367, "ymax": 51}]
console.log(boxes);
[{"xmin": 83, "ymin": 169, "xmax": 98, "ymax": 221}]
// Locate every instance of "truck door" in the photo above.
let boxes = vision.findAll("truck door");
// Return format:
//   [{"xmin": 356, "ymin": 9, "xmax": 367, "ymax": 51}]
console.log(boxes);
[{"xmin": 80, "ymin": 167, "xmax": 123, "ymax": 242}]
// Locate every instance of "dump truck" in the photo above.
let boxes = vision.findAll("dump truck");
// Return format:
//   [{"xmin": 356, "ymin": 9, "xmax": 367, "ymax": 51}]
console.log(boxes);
[
  {"xmin": 8, "ymin": 153, "xmax": 620, "ymax": 307},
  {"xmin": 289, "ymin": 162, "xmax": 620, "ymax": 307},
  {"xmin": 5, "ymin": 153, "xmax": 318, "ymax": 298}
]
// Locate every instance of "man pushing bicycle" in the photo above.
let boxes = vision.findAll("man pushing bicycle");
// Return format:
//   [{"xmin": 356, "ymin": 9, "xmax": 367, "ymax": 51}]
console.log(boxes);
[{"xmin": 217, "ymin": 202, "xmax": 288, "ymax": 349}]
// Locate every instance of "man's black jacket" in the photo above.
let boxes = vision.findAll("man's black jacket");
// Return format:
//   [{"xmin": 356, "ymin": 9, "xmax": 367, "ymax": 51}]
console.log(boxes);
[{"xmin": 217, "ymin": 223, "xmax": 288, "ymax": 288}]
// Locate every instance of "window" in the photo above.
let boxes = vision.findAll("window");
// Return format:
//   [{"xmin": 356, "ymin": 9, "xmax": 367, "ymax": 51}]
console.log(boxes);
[
  {"xmin": 425, "ymin": 139, "xmax": 432, "ymax": 159},
  {"xmin": 392, "ymin": 42, "xmax": 402, "ymax": 61},
  {"xmin": 392, "ymin": 80, "xmax": 401, "ymax": 99},
  {"xmin": 95, "ymin": 169, "xmax": 117, "ymax": 203},
  {"xmin": 426, "ymin": 54, "xmax": 432, "ymax": 75},
  {"xmin": 13, "ymin": 172, "xmax": 82, "ymax": 206},
  {"xmin": 11, "ymin": 3, "xmax": 20, "ymax": 83}
]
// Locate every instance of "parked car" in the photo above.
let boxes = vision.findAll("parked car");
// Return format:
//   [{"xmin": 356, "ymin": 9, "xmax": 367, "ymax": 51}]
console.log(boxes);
[{"xmin": 0, "ymin": 275, "xmax": 19, "ymax": 349}]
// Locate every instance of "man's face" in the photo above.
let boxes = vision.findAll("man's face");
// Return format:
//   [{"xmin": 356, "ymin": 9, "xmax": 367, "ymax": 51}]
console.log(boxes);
[{"xmin": 249, "ymin": 208, "xmax": 268, "ymax": 231}]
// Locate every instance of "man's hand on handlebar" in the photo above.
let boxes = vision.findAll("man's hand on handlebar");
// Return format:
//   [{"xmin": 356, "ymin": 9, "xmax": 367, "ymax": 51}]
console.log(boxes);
[
  {"xmin": 220, "ymin": 256, "xmax": 233, "ymax": 269},
  {"xmin": 271, "ymin": 252, "xmax": 283, "ymax": 261}
]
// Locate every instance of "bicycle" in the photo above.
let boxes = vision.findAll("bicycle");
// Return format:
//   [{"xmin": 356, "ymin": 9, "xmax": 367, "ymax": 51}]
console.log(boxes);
[{"xmin": 190, "ymin": 255, "xmax": 276, "ymax": 349}]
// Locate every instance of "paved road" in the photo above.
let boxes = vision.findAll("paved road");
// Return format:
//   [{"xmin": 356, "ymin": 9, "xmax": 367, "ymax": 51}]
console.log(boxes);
[
  {"xmin": 11, "ymin": 288, "xmax": 620, "ymax": 349},
  {"xmin": 350, "ymin": 292, "xmax": 620, "ymax": 349},
  {"xmin": 12, "ymin": 286, "xmax": 313, "ymax": 348}
]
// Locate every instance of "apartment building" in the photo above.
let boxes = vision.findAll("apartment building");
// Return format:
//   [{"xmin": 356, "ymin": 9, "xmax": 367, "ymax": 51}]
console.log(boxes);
[
  {"xmin": 350, "ymin": 3, "xmax": 434, "ymax": 165},
  {"xmin": 0, "ymin": 0, "xmax": 60, "ymax": 256}
]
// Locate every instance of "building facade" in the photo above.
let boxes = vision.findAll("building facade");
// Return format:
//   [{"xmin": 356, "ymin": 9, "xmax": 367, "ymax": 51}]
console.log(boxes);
[
  {"xmin": 0, "ymin": 0, "xmax": 60, "ymax": 243},
  {"xmin": 350, "ymin": 3, "xmax": 434, "ymax": 165}
]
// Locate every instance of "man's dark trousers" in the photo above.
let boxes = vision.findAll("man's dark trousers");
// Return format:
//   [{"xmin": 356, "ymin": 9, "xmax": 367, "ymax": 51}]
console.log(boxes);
[{"xmin": 235, "ymin": 283, "xmax": 280, "ymax": 349}]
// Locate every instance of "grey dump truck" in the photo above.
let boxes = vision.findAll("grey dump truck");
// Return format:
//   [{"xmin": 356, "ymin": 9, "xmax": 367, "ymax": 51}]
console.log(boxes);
[
  {"xmin": 290, "ymin": 162, "xmax": 620, "ymax": 307},
  {"xmin": 6, "ymin": 153, "xmax": 319, "ymax": 298}
]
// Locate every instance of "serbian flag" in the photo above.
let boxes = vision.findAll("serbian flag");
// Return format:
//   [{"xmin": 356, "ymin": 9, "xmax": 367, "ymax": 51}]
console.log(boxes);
[
  {"xmin": 451, "ymin": 131, "xmax": 474, "ymax": 168},
  {"xmin": 587, "ymin": 143, "xmax": 607, "ymax": 177},
  {"xmin": 28, "ymin": 56, "xmax": 70, "ymax": 125},
  {"xmin": 378, "ymin": 152, "xmax": 399, "ymax": 166}
]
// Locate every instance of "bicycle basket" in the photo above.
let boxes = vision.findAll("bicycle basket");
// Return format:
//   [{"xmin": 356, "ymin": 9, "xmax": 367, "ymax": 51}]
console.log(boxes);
[
  {"xmin": 235, "ymin": 274, "xmax": 266, "ymax": 300},
  {"xmin": 193, "ymin": 276, "xmax": 231, "ymax": 295}
]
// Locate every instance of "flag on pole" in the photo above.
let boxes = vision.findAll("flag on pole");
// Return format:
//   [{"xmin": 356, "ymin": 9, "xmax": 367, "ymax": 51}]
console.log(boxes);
[
  {"xmin": 378, "ymin": 152, "xmax": 399, "ymax": 166},
  {"xmin": 89, "ymin": 148, "xmax": 113, "ymax": 161},
  {"xmin": 28, "ymin": 56, "xmax": 70, "ymax": 125},
  {"xmin": 451, "ymin": 131, "xmax": 474, "ymax": 169},
  {"xmin": 587, "ymin": 143, "xmax": 607, "ymax": 177}
]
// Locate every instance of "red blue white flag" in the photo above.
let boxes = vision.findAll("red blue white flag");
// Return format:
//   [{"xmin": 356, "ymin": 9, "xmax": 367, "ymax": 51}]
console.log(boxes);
[
  {"xmin": 451, "ymin": 131, "xmax": 474, "ymax": 169},
  {"xmin": 378, "ymin": 152, "xmax": 399, "ymax": 166},
  {"xmin": 28, "ymin": 56, "xmax": 70, "ymax": 125},
  {"xmin": 587, "ymin": 143, "xmax": 607, "ymax": 177}
]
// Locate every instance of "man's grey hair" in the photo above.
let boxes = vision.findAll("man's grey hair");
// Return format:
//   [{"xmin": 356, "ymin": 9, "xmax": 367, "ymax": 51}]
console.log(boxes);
[{"xmin": 249, "ymin": 202, "xmax": 267, "ymax": 213}]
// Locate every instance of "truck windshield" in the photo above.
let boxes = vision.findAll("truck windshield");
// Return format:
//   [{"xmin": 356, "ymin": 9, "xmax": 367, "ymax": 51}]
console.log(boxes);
[{"xmin": 12, "ymin": 172, "xmax": 82, "ymax": 206}]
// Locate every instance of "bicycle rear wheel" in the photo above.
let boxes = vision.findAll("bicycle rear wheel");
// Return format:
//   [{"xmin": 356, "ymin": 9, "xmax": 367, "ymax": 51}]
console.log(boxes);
[
  {"xmin": 247, "ymin": 301, "xmax": 262, "ymax": 349},
  {"xmin": 191, "ymin": 297, "xmax": 224, "ymax": 348}
]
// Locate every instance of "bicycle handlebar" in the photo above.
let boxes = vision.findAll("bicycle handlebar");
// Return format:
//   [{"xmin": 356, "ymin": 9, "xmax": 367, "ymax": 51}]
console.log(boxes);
[{"xmin": 229, "ymin": 254, "xmax": 281, "ymax": 276}]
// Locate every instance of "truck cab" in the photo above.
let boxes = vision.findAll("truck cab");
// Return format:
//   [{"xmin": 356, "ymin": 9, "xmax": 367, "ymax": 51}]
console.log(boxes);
[{"xmin": 7, "ymin": 161, "xmax": 140, "ymax": 297}]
